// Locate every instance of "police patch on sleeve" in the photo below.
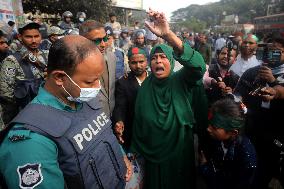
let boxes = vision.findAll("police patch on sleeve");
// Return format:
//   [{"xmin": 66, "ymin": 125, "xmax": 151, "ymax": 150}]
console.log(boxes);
[{"xmin": 17, "ymin": 163, "xmax": 43, "ymax": 189}]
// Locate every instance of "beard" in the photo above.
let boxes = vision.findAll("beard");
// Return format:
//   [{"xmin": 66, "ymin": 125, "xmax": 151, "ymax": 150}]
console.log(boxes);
[
  {"xmin": 241, "ymin": 46, "xmax": 255, "ymax": 56},
  {"xmin": 133, "ymin": 69, "xmax": 145, "ymax": 76},
  {"xmin": 218, "ymin": 61, "xmax": 230, "ymax": 69}
]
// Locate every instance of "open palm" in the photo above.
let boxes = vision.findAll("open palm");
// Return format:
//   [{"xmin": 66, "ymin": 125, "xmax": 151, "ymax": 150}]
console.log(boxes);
[{"xmin": 145, "ymin": 9, "xmax": 170, "ymax": 38}]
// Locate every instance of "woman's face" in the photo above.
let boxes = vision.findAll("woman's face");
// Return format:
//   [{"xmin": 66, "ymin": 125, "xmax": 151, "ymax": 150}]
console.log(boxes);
[{"xmin": 151, "ymin": 53, "xmax": 171, "ymax": 79}]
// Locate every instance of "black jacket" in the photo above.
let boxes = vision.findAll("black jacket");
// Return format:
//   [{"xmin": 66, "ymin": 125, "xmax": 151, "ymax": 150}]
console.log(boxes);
[
  {"xmin": 206, "ymin": 63, "xmax": 239, "ymax": 105},
  {"xmin": 113, "ymin": 71, "xmax": 141, "ymax": 149}
]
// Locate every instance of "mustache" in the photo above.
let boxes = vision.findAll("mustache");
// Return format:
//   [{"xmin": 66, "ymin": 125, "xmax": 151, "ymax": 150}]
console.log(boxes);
[{"xmin": 134, "ymin": 68, "xmax": 145, "ymax": 72}]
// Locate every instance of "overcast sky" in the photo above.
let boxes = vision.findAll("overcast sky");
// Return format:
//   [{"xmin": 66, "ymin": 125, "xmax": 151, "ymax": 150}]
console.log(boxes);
[{"xmin": 143, "ymin": 0, "xmax": 220, "ymax": 20}]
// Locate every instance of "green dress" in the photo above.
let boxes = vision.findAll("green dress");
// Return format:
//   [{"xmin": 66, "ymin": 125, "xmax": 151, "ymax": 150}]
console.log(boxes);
[{"xmin": 131, "ymin": 43, "xmax": 208, "ymax": 188}]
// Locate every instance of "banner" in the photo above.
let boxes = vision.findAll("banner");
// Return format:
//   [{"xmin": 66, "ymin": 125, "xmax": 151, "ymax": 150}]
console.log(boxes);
[
  {"xmin": 0, "ymin": 0, "xmax": 23, "ymax": 23},
  {"xmin": 112, "ymin": 0, "xmax": 143, "ymax": 10}
]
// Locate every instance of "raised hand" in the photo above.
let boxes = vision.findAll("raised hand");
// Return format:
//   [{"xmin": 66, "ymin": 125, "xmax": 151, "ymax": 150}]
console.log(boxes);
[
  {"xmin": 144, "ymin": 8, "xmax": 183, "ymax": 52},
  {"xmin": 145, "ymin": 8, "xmax": 170, "ymax": 38}
]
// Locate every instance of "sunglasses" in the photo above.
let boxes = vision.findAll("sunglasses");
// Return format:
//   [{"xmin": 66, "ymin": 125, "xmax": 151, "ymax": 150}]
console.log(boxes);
[{"xmin": 92, "ymin": 35, "xmax": 108, "ymax": 45}]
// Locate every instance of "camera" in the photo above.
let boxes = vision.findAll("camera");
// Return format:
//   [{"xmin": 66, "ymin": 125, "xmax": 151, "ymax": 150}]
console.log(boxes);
[{"xmin": 256, "ymin": 43, "xmax": 282, "ymax": 68}]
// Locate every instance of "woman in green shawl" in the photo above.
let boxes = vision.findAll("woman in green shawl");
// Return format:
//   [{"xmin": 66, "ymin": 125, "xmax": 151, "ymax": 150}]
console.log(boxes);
[{"xmin": 130, "ymin": 9, "xmax": 208, "ymax": 189}]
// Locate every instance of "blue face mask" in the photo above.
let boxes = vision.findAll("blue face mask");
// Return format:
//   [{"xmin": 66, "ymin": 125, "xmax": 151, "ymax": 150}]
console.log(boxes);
[{"xmin": 62, "ymin": 74, "xmax": 101, "ymax": 102}]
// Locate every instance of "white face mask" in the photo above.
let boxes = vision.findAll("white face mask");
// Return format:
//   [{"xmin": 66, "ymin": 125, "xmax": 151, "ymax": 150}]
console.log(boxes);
[
  {"xmin": 79, "ymin": 18, "xmax": 85, "ymax": 22},
  {"xmin": 62, "ymin": 74, "xmax": 101, "ymax": 102},
  {"xmin": 57, "ymin": 35, "xmax": 64, "ymax": 39}
]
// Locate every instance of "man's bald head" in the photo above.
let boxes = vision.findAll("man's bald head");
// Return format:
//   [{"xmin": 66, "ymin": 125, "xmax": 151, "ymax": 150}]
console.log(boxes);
[{"xmin": 47, "ymin": 35, "xmax": 101, "ymax": 76}]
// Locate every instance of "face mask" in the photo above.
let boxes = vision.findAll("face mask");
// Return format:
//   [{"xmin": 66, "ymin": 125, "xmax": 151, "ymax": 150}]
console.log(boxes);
[
  {"xmin": 62, "ymin": 73, "xmax": 101, "ymax": 102},
  {"xmin": 79, "ymin": 18, "xmax": 85, "ymax": 22},
  {"xmin": 57, "ymin": 35, "xmax": 64, "ymax": 39}
]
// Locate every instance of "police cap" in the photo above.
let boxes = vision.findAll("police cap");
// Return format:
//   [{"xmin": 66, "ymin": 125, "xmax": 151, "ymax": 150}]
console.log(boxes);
[{"xmin": 18, "ymin": 21, "xmax": 41, "ymax": 34}]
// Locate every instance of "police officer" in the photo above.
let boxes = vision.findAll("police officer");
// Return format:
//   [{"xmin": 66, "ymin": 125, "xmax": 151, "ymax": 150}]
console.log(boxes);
[
  {"xmin": 75, "ymin": 12, "xmax": 86, "ymax": 28},
  {"xmin": 40, "ymin": 26, "xmax": 65, "ymax": 50},
  {"xmin": 0, "ymin": 35, "xmax": 128, "ymax": 189},
  {"xmin": 58, "ymin": 11, "xmax": 75, "ymax": 31},
  {"xmin": 0, "ymin": 29, "xmax": 9, "ymax": 129},
  {"xmin": 0, "ymin": 22, "xmax": 48, "ymax": 125},
  {"xmin": 0, "ymin": 30, "xmax": 11, "ymax": 63}
]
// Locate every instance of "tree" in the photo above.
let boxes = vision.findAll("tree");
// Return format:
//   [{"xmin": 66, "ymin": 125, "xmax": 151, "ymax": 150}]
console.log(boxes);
[
  {"xmin": 171, "ymin": 0, "xmax": 284, "ymax": 27},
  {"xmin": 22, "ymin": 0, "xmax": 112, "ymax": 22},
  {"xmin": 171, "ymin": 17, "xmax": 207, "ymax": 33}
]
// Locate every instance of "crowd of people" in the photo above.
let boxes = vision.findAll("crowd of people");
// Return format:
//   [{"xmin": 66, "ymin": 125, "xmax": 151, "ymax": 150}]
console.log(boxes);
[{"xmin": 0, "ymin": 8, "xmax": 283, "ymax": 189}]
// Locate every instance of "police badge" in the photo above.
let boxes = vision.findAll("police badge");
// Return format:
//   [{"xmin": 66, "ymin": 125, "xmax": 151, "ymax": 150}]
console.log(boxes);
[
  {"xmin": 28, "ymin": 53, "xmax": 37, "ymax": 63},
  {"xmin": 17, "ymin": 163, "xmax": 43, "ymax": 189}
]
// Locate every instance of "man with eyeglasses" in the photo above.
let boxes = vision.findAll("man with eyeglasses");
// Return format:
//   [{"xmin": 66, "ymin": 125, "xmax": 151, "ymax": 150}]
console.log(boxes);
[
  {"xmin": 79, "ymin": 20, "xmax": 116, "ymax": 117},
  {"xmin": 229, "ymin": 34, "xmax": 261, "ymax": 77}
]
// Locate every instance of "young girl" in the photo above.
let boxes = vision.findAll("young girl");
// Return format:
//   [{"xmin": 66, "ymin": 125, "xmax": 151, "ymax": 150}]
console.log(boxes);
[{"xmin": 199, "ymin": 98, "xmax": 256, "ymax": 189}]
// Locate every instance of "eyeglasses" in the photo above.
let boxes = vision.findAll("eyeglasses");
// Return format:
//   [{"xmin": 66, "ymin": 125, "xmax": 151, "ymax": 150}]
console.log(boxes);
[
  {"xmin": 243, "ymin": 41, "xmax": 256, "ymax": 45},
  {"xmin": 92, "ymin": 35, "xmax": 108, "ymax": 45}
]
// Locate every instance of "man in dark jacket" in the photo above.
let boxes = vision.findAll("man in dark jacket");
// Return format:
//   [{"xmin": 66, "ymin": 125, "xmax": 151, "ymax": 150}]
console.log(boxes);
[
  {"xmin": 206, "ymin": 46, "xmax": 239, "ymax": 105},
  {"xmin": 113, "ymin": 47, "xmax": 148, "ymax": 149}
]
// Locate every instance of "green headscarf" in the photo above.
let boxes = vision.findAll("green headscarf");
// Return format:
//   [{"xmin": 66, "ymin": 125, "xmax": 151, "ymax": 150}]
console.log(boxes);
[
  {"xmin": 131, "ymin": 44, "xmax": 197, "ymax": 163},
  {"xmin": 150, "ymin": 44, "xmax": 175, "ymax": 72},
  {"xmin": 210, "ymin": 113, "xmax": 244, "ymax": 131}
]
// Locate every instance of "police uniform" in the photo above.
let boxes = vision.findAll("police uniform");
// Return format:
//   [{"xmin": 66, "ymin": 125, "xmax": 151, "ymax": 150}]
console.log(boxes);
[
  {"xmin": 0, "ymin": 46, "xmax": 48, "ymax": 124},
  {"xmin": 40, "ymin": 26, "xmax": 65, "ymax": 51},
  {"xmin": 39, "ymin": 39, "xmax": 52, "ymax": 51},
  {"xmin": 0, "ymin": 86, "xmax": 126, "ymax": 189},
  {"xmin": 57, "ymin": 21, "xmax": 75, "ymax": 31},
  {"xmin": 9, "ymin": 39, "xmax": 23, "ymax": 53}
]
